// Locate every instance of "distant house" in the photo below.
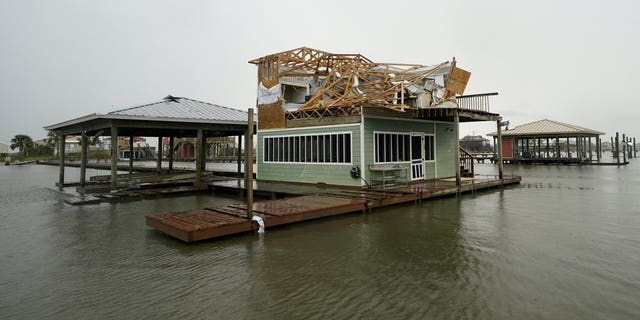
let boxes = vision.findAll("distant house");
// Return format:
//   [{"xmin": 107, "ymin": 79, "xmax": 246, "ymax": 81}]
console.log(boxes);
[
  {"xmin": 487, "ymin": 119, "xmax": 604, "ymax": 164},
  {"xmin": 249, "ymin": 47, "xmax": 501, "ymax": 186},
  {"xmin": 460, "ymin": 135, "xmax": 492, "ymax": 153},
  {"xmin": 0, "ymin": 142, "xmax": 9, "ymax": 157}
]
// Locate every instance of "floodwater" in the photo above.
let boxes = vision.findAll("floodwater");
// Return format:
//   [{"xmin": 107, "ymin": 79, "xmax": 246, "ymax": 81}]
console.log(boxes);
[{"xmin": 1, "ymin": 161, "xmax": 639, "ymax": 319}]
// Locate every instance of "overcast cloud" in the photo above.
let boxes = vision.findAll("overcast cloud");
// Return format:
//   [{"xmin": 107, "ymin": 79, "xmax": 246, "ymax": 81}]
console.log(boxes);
[{"xmin": 1, "ymin": 0, "xmax": 638, "ymax": 144}]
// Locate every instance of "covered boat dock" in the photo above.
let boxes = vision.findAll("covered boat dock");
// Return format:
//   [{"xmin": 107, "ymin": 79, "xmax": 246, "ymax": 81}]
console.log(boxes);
[
  {"xmin": 488, "ymin": 119, "xmax": 605, "ymax": 164},
  {"xmin": 44, "ymin": 95, "xmax": 254, "ymax": 190}
]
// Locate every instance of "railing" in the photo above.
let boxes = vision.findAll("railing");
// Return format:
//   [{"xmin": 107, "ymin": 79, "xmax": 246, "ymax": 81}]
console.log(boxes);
[
  {"xmin": 455, "ymin": 92, "xmax": 498, "ymax": 112},
  {"xmin": 460, "ymin": 147, "xmax": 475, "ymax": 177}
]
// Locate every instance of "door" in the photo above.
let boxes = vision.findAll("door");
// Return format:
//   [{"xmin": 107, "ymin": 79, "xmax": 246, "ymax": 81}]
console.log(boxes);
[{"xmin": 411, "ymin": 134, "xmax": 424, "ymax": 180}]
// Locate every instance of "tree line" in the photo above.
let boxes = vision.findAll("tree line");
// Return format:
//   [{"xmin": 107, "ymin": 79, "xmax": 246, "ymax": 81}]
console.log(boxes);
[{"xmin": 9, "ymin": 132, "xmax": 58, "ymax": 158}]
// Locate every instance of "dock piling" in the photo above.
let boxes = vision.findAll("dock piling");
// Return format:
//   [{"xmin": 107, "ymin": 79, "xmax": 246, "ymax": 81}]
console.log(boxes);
[{"xmin": 246, "ymin": 108, "xmax": 254, "ymax": 221}]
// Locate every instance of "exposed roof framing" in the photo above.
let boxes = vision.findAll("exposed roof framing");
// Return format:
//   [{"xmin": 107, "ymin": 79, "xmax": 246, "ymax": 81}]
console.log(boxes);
[{"xmin": 250, "ymin": 47, "xmax": 467, "ymax": 111}]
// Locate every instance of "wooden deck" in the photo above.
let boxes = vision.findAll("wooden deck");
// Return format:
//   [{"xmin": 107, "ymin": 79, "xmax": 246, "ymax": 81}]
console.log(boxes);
[{"xmin": 146, "ymin": 175, "xmax": 521, "ymax": 242}]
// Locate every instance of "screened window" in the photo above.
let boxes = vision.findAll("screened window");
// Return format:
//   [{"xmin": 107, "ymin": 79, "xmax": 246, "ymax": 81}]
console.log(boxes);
[
  {"xmin": 263, "ymin": 133, "xmax": 352, "ymax": 164},
  {"xmin": 374, "ymin": 132, "xmax": 435, "ymax": 163},
  {"xmin": 424, "ymin": 135, "xmax": 435, "ymax": 161},
  {"xmin": 375, "ymin": 132, "xmax": 412, "ymax": 163}
]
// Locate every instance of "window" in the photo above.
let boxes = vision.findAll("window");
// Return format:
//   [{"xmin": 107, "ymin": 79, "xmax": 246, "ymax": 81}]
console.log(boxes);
[
  {"xmin": 374, "ymin": 132, "xmax": 435, "ymax": 163},
  {"xmin": 263, "ymin": 133, "xmax": 352, "ymax": 164},
  {"xmin": 424, "ymin": 135, "xmax": 435, "ymax": 161}
]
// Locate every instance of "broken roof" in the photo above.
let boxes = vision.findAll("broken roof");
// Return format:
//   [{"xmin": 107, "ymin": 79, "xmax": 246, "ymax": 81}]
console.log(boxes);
[
  {"xmin": 487, "ymin": 119, "xmax": 605, "ymax": 137},
  {"xmin": 249, "ymin": 47, "xmax": 470, "ymax": 111}
]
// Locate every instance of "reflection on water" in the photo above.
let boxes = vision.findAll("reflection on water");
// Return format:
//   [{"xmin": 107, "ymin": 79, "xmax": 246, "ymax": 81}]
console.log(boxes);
[{"xmin": 1, "ymin": 162, "xmax": 640, "ymax": 319}]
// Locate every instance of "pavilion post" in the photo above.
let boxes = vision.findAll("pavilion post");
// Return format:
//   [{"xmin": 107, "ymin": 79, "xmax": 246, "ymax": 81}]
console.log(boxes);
[
  {"xmin": 615, "ymin": 132, "xmax": 620, "ymax": 166},
  {"xmin": 58, "ymin": 134, "xmax": 66, "ymax": 188},
  {"xmin": 454, "ymin": 110, "xmax": 461, "ymax": 188},
  {"xmin": 237, "ymin": 134, "xmax": 243, "ymax": 177},
  {"xmin": 110, "ymin": 126, "xmax": 118, "ymax": 189},
  {"xmin": 496, "ymin": 119, "xmax": 504, "ymax": 180},
  {"xmin": 588, "ymin": 137, "xmax": 593, "ymax": 163},
  {"xmin": 80, "ymin": 134, "xmax": 88, "ymax": 188},
  {"xmin": 246, "ymin": 109, "xmax": 254, "ymax": 221},
  {"xmin": 157, "ymin": 136, "xmax": 163, "ymax": 173},
  {"xmin": 168, "ymin": 136, "xmax": 174, "ymax": 173},
  {"xmin": 597, "ymin": 137, "xmax": 601, "ymax": 163},
  {"xmin": 622, "ymin": 134, "xmax": 627, "ymax": 164},
  {"xmin": 196, "ymin": 129, "xmax": 204, "ymax": 184},
  {"xmin": 129, "ymin": 135, "xmax": 134, "ymax": 174},
  {"xmin": 634, "ymin": 137, "xmax": 637, "ymax": 158}
]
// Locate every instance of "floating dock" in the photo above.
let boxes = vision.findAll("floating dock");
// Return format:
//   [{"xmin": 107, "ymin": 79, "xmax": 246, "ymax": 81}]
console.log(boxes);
[{"xmin": 146, "ymin": 175, "xmax": 521, "ymax": 242}]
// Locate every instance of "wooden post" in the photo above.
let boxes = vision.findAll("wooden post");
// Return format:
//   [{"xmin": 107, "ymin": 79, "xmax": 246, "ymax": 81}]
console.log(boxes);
[
  {"xmin": 454, "ymin": 110, "xmax": 461, "ymax": 188},
  {"xmin": 622, "ymin": 134, "xmax": 627, "ymax": 164},
  {"xmin": 555, "ymin": 137, "xmax": 560, "ymax": 159},
  {"xmin": 492, "ymin": 136, "xmax": 497, "ymax": 160},
  {"xmin": 588, "ymin": 136, "xmax": 593, "ymax": 163},
  {"xmin": 597, "ymin": 137, "xmax": 601, "ymax": 163},
  {"xmin": 546, "ymin": 137, "xmax": 550, "ymax": 158},
  {"xmin": 246, "ymin": 108, "xmax": 254, "ymax": 221},
  {"xmin": 634, "ymin": 137, "xmax": 637, "ymax": 158},
  {"xmin": 196, "ymin": 129, "xmax": 203, "ymax": 184},
  {"xmin": 110, "ymin": 126, "xmax": 118, "ymax": 189},
  {"xmin": 615, "ymin": 132, "xmax": 620, "ymax": 166},
  {"xmin": 58, "ymin": 134, "xmax": 66, "ymax": 188},
  {"xmin": 168, "ymin": 136, "xmax": 174, "ymax": 173},
  {"xmin": 496, "ymin": 119, "xmax": 504, "ymax": 180},
  {"xmin": 80, "ymin": 134, "xmax": 88, "ymax": 187},
  {"xmin": 237, "ymin": 134, "xmax": 243, "ymax": 177},
  {"xmin": 576, "ymin": 136, "xmax": 581, "ymax": 162},
  {"xmin": 128, "ymin": 135, "xmax": 134, "ymax": 174},
  {"xmin": 157, "ymin": 136, "xmax": 163, "ymax": 173}
]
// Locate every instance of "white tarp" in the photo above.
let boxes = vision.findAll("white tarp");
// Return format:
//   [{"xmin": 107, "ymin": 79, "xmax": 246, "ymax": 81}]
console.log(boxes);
[{"xmin": 257, "ymin": 82, "xmax": 281, "ymax": 105}]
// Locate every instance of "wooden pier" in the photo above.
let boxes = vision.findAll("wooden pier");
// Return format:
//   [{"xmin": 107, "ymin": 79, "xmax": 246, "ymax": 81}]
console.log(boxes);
[{"xmin": 146, "ymin": 175, "xmax": 521, "ymax": 242}]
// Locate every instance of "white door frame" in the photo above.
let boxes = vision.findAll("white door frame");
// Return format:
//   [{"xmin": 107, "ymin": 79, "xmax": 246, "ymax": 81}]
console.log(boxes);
[{"xmin": 411, "ymin": 133, "xmax": 425, "ymax": 180}]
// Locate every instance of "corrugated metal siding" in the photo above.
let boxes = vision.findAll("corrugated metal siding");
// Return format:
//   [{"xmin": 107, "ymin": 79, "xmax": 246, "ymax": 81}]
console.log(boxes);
[{"xmin": 109, "ymin": 97, "xmax": 247, "ymax": 122}]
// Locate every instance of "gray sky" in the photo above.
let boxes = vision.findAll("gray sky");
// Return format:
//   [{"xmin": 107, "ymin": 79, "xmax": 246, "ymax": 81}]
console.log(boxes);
[{"xmin": 1, "ymin": 0, "xmax": 638, "ymax": 145}]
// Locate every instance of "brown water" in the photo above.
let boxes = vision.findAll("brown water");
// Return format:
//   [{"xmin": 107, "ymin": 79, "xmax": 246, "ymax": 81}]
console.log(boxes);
[{"xmin": 1, "ymin": 162, "xmax": 639, "ymax": 319}]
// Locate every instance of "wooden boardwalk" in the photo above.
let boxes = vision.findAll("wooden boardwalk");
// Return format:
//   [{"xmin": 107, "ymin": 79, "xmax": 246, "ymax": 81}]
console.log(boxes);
[{"xmin": 147, "ymin": 175, "xmax": 521, "ymax": 242}]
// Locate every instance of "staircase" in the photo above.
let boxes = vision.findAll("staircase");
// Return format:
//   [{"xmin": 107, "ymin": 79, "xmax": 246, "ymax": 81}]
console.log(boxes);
[{"xmin": 460, "ymin": 147, "xmax": 475, "ymax": 177}]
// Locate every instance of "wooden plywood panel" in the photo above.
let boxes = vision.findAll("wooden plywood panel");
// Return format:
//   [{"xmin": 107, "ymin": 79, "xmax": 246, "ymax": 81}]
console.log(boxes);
[
  {"xmin": 258, "ymin": 102, "xmax": 286, "ymax": 130},
  {"xmin": 446, "ymin": 67, "xmax": 471, "ymax": 96}
]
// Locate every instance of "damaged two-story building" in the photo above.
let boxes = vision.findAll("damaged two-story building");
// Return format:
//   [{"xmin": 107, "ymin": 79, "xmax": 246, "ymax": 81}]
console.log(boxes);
[{"xmin": 249, "ymin": 47, "xmax": 504, "ymax": 188}]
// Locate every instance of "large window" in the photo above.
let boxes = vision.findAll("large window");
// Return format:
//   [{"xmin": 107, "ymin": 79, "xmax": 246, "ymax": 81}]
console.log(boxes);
[
  {"xmin": 374, "ymin": 132, "xmax": 435, "ymax": 163},
  {"xmin": 424, "ymin": 135, "xmax": 435, "ymax": 161},
  {"xmin": 263, "ymin": 133, "xmax": 352, "ymax": 164},
  {"xmin": 374, "ymin": 132, "xmax": 411, "ymax": 163}
]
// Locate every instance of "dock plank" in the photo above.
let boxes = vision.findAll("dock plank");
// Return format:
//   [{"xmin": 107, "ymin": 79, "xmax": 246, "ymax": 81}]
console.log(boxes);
[{"xmin": 147, "ymin": 175, "xmax": 521, "ymax": 242}]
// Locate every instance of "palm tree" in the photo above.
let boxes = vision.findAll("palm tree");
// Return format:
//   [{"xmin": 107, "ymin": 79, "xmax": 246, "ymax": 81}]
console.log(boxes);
[
  {"xmin": 10, "ymin": 134, "xmax": 34, "ymax": 157},
  {"xmin": 46, "ymin": 130, "xmax": 59, "ymax": 148}
]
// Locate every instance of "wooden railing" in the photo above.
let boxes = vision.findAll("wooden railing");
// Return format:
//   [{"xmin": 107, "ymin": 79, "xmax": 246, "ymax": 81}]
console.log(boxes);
[
  {"xmin": 455, "ymin": 92, "xmax": 498, "ymax": 112},
  {"xmin": 460, "ymin": 147, "xmax": 475, "ymax": 177}
]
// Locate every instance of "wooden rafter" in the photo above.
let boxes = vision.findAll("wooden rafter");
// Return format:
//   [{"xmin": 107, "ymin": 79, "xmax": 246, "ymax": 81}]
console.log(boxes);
[{"xmin": 250, "ymin": 47, "xmax": 454, "ymax": 112}]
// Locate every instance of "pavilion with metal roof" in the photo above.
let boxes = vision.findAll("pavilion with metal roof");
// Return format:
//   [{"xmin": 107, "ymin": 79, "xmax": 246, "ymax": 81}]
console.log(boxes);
[
  {"xmin": 487, "ymin": 119, "xmax": 605, "ymax": 164},
  {"xmin": 44, "ymin": 95, "xmax": 253, "ymax": 189}
]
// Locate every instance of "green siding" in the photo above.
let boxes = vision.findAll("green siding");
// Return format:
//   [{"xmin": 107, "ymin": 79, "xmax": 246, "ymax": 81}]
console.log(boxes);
[
  {"xmin": 435, "ymin": 123, "xmax": 455, "ymax": 178},
  {"xmin": 257, "ymin": 117, "xmax": 457, "ymax": 186},
  {"xmin": 363, "ymin": 117, "xmax": 444, "ymax": 182},
  {"xmin": 257, "ymin": 125, "xmax": 361, "ymax": 186}
]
